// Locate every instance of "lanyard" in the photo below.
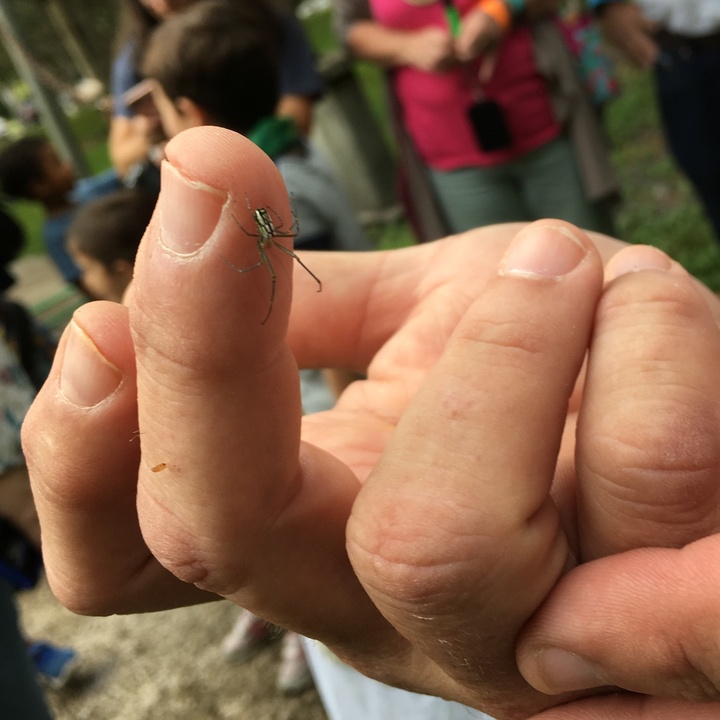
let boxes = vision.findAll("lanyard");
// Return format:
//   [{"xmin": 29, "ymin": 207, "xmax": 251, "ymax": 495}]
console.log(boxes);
[{"xmin": 440, "ymin": 0, "xmax": 462, "ymax": 36}]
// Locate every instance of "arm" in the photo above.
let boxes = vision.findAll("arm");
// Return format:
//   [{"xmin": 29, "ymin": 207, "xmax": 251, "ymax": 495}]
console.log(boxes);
[
  {"xmin": 109, "ymin": 45, "xmax": 163, "ymax": 178},
  {"xmin": 109, "ymin": 115, "xmax": 164, "ymax": 180},
  {"xmin": 346, "ymin": 19, "xmax": 456, "ymax": 72},
  {"xmin": 592, "ymin": 0, "xmax": 660, "ymax": 68},
  {"xmin": 275, "ymin": 94, "xmax": 315, "ymax": 137},
  {"xmin": 334, "ymin": 0, "xmax": 455, "ymax": 71},
  {"xmin": 276, "ymin": 12, "xmax": 323, "ymax": 135},
  {"xmin": 456, "ymin": 0, "xmax": 562, "ymax": 62}
]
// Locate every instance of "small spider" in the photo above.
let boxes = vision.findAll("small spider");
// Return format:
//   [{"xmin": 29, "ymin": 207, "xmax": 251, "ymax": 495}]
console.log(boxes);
[{"xmin": 223, "ymin": 197, "xmax": 322, "ymax": 324}]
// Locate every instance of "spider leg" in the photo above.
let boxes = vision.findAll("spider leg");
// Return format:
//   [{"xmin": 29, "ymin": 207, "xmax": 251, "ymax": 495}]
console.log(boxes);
[
  {"xmin": 221, "ymin": 255, "xmax": 264, "ymax": 274},
  {"xmin": 286, "ymin": 195, "xmax": 301, "ymax": 236},
  {"xmin": 267, "ymin": 205, "xmax": 286, "ymax": 233},
  {"xmin": 272, "ymin": 241, "xmax": 322, "ymax": 292},
  {"xmin": 231, "ymin": 213, "xmax": 259, "ymax": 239},
  {"xmin": 267, "ymin": 204, "xmax": 300, "ymax": 237},
  {"xmin": 257, "ymin": 242, "xmax": 276, "ymax": 325}
]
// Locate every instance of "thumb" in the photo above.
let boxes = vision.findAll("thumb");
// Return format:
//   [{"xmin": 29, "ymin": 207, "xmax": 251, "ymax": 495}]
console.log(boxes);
[
  {"xmin": 130, "ymin": 126, "xmax": 306, "ymax": 596},
  {"xmin": 518, "ymin": 538, "xmax": 720, "ymax": 704}
]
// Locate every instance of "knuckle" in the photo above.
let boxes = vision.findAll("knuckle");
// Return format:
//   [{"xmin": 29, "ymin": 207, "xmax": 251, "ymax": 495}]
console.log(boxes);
[
  {"xmin": 586, "ymin": 401, "xmax": 720, "ymax": 539},
  {"xmin": 455, "ymin": 314, "xmax": 545, "ymax": 369},
  {"xmin": 347, "ymin": 495, "xmax": 500, "ymax": 613},
  {"xmin": 593, "ymin": 399, "xmax": 719, "ymax": 480},
  {"xmin": 140, "ymin": 506, "xmax": 237, "ymax": 597}
]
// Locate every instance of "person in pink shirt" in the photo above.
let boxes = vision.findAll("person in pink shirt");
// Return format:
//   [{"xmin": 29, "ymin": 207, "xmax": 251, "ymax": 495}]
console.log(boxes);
[{"xmin": 333, "ymin": 0, "xmax": 617, "ymax": 237}]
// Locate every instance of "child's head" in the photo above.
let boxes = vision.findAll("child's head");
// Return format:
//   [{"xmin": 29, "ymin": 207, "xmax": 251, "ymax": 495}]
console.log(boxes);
[
  {"xmin": 68, "ymin": 188, "xmax": 156, "ymax": 302},
  {"xmin": 0, "ymin": 136, "xmax": 75, "ymax": 204},
  {"xmin": 140, "ymin": 0, "xmax": 281, "ymax": 138}
]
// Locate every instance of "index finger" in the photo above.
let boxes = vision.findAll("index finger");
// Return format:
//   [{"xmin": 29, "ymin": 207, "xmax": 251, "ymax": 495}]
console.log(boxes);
[{"xmin": 347, "ymin": 222, "xmax": 605, "ymax": 714}]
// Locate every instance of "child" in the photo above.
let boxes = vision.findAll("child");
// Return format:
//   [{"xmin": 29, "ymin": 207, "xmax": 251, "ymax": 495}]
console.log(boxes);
[
  {"xmin": 139, "ymin": 0, "xmax": 371, "ymax": 697},
  {"xmin": 140, "ymin": 0, "xmax": 370, "ymax": 257},
  {"xmin": 0, "ymin": 137, "xmax": 122, "ymax": 298},
  {"xmin": 0, "ymin": 208, "xmax": 79, "ymax": 711},
  {"xmin": 67, "ymin": 189, "xmax": 157, "ymax": 303}
]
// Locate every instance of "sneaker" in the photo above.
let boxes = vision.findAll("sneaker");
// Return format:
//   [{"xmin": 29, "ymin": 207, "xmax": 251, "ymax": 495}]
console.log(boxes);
[
  {"xmin": 276, "ymin": 632, "xmax": 314, "ymax": 696},
  {"xmin": 28, "ymin": 641, "xmax": 78, "ymax": 689},
  {"xmin": 221, "ymin": 611, "xmax": 277, "ymax": 663}
]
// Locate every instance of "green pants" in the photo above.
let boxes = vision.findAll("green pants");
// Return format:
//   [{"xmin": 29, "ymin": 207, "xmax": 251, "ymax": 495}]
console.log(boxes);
[{"xmin": 429, "ymin": 136, "xmax": 614, "ymax": 235}]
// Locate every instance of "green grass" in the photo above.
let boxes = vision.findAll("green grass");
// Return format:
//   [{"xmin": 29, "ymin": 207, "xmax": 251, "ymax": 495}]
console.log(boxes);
[
  {"xmin": 366, "ymin": 217, "xmax": 415, "ymax": 250},
  {"xmin": 605, "ymin": 65, "xmax": 720, "ymax": 289}
]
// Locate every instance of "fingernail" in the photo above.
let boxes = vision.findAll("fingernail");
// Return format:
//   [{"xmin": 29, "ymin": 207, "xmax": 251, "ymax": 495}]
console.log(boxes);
[
  {"xmin": 605, "ymin": 245, "xmax": 673, "ymax": 282},
  {"xmin": 501, "ymin": 225, "xmax": 587, "ymax": 278},
  {"xmin": 159, "ymin": 160, "xmax": 226, "ymax": 254},
  {"xmin": 60, "ymin": 323, "xmax": 122, "ymax": 408},
  {"xmin": 536, "ymin": 649, "xmax": 606, "ymax": 694}
]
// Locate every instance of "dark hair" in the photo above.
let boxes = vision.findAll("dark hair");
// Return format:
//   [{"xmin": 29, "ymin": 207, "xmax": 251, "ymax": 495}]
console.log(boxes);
[
  {"xmin": 69, "ymin": 188, "xmax": 156, "ymax": 267},
  {"xmin": 141, "ymin": 0, "xmax": 281, "ymax": 134},
  {"xmin": 0, "ymin": 136, "xmax": 50, "ymax": 200}
]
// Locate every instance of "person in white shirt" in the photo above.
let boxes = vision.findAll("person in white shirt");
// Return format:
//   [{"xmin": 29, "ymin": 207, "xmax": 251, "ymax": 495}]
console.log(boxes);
[{"xmin": 591, "ymin": 0, "xmax": 720, "ymax": 243}]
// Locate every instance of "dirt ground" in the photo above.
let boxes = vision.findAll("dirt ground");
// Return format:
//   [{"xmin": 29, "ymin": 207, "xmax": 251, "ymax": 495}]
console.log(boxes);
[{"xmin": 18, "ymin": 579, "xmax": 328, "ymax": 720}]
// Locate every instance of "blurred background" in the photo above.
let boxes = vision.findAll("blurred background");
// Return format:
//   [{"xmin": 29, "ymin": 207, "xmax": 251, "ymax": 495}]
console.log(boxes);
[{"xmin": 0, "ymin": 0, "xmax": 716, "ymax": 302}]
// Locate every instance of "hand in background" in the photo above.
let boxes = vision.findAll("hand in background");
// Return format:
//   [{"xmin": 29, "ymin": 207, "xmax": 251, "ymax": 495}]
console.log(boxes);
[
  {"xmin": 598, "ymin": 2, "xmax": 660, "ymax": 69},
  {"xmin": 455, "ymin": 6, "xmax": 503, "ymax": 62},
  {"xmin": 401, "ymin": 26, "xmax": 457, "ymax": 72}
]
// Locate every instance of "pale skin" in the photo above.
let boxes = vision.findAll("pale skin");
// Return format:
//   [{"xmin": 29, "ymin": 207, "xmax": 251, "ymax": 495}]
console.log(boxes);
[
  {"xmin": 68, "ymin": 242, "xmax": 134, "ymax": 304},
  {"xmin": 23, "ymin": 126, "xmax": 720, "ymax": 720}
]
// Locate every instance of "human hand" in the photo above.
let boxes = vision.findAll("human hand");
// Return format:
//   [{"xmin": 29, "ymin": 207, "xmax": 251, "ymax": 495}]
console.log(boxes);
[
  {"xmin": 455, "ymin": 6, "xmax": 504, "ymax": 65},
  {"xmin": 514, "ymin": 244, "xmax": 720, "ymax": 717},
  {"xmin": 399, "ymin": 26, "xmax": 457, "ymax": 72},
  {"xmin": 23, "ymin": 126, "xmax": 720, "ymax": 719},
  {"xmin": 598, "ymin": 2, "xmax": 660, "ymax": 69},
  {"xmin": 130, "ymin": 112, "xmax": 164, "ymax": 147}
]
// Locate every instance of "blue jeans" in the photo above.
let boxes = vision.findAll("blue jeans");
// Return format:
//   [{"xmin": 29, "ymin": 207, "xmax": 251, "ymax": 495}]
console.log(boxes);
[
  {"xmin": 655, "ymin": 40, "xmax": 720, "ymax": 242},
  {"xmin": 0, "ymin": 579, "xmax": 53, "ymax": 719}
]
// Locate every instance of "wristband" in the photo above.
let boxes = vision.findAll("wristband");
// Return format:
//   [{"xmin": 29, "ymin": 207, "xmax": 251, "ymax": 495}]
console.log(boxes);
[{"xmin": 477, "ymin": 0, "xmax": 513, "ymax": 33}]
